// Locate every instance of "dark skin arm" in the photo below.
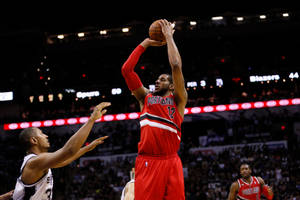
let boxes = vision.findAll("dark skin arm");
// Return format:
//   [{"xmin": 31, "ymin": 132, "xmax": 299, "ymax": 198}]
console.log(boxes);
[
  {"xmin": 52, "ymin": 136, "xmax": 108, "ymax": 168},
  {"xmin": 0, "ymin": 190, "xmax": 14, "ymax": 200},
  {"xmin": 228, "ymin": 181, "xmax": 239, "ymax": 200},
  {"xmin": 159, "ymin": 19, "xmax": 188, "ymax": 118},
  {"xmin": 21, "ymin": 102, "xmax": 111, "ymax": 185}
]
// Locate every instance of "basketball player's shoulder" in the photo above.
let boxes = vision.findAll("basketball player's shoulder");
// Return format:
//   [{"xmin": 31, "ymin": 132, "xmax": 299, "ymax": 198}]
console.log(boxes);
[
  {"xmin": 231, "ymin": 180, "xmax": 239, "ymax": 188},
  {"xmin": 255, "ymin": 176, "xmax": 264, "ymax": 184}
]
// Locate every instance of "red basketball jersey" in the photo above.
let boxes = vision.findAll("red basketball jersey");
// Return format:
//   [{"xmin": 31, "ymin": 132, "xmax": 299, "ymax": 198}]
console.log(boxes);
[
  {"xmin": 138, "ymin": 93, "xmax": 183, "ymax": 156},
  {"xmin": 237, "ymin": 176, "xmax": 262, "ymax": 200}
]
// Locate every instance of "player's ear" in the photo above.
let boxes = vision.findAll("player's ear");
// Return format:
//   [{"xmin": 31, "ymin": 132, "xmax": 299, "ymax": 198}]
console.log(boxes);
[
  {"xmin": 30, "ymin": 136, "xmax": 38, "ymax": 145},
  {"xmin": 169, "ymin": 83, "xmax": 174, "ymax": 91}
]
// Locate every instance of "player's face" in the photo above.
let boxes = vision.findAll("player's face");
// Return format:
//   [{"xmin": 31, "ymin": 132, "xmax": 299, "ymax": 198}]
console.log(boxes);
[
  {"xmin": 35, "ymin": 129, "xmax": 50, "ymax": 151},
  {"xmin": 240, "ymin": 164, "xmax": 251, "ymax": 179},
  {"xmin": 153, "ymin": 74, "xmax": 171, "ymax": 96}
]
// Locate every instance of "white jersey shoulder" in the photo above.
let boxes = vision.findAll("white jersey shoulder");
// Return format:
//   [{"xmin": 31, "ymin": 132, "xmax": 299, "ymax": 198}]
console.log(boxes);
[
  {"xmin": 121, "ymin": 179, "xmax": 134, "ymax": 200},
  {"xmin": 13, "ymin": 154, "xmax": 54, "ymax": 200}
]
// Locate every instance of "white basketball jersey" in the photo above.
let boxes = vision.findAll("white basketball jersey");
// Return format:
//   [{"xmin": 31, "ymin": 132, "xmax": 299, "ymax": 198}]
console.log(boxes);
[
  {"xmin": 121, "ymin": 179, "xmax": 134, "ymax": 200},
  {"xmin": 13, "ymin": 154, "xmax": 54, "ymax": 200}
]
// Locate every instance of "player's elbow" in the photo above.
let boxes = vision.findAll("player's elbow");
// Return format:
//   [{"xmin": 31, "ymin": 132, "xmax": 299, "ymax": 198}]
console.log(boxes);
[
  {"xmin": 170, "ymin": 61, "xmax": 182, "ymax": 70},
  {"xmin": 121, "ymin": 63, "xmax": 132, "ymax": 76}
]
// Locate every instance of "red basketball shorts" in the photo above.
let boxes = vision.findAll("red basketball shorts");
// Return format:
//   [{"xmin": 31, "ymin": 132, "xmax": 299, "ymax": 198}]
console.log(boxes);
[{"xmin": 134, "ymin": 153, "xmax": 185, "ymax": 200}]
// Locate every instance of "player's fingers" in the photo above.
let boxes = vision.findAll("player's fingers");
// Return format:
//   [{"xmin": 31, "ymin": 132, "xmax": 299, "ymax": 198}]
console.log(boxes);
[
  {"xmin": 160, "ymin": 19, "xmax": 168, "ymax": 27},
  {"xmin": 162, "ymin": 19, "xmax": 169, "ymax": 24},
  {"xmin": 97, "ymin": 102, "xmax": 111, "ymax": 110},
  {"xmin": 98, "ymin": 136, "xmax": 109, "ymax": 140},
  {"xmin": 158, "ymin": 20, "xmax": 165, "ymax": 28},
  {"xmin": 101, "ymin": 109, "xmax": 107, "ymax": 115}
]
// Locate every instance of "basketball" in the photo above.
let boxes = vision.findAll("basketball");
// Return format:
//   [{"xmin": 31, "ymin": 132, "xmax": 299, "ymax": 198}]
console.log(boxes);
[{"xmin": 149, "ymin": 20, "xmax": 165, "ymax": 42}]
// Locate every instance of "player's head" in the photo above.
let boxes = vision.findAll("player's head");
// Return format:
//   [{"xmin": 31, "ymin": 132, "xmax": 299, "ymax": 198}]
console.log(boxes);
[
  {"xmin": 153, "ymin": 73, "xmax": 174, "ymax": 96},
  {"xmin": 240, "ymin": 163, "xmax": 252, "ymax": 179},
  {"xmin": 19, "ymin": 127, "xmax": 50, "ymax": 153}
]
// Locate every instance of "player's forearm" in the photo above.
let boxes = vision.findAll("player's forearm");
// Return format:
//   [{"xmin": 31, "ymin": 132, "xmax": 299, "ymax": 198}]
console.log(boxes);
[
  {"xmin": 53, "ymin": 147, "xmax": 88, "ymax": 168},
  {"xmin": 63, "ymin": 119, "xmax": 95, "ymax": 156},
  {"xmin": 166, "ymin": 36, "xmax": 182, "ymax": 69},
  {"xmin": 0, "ymin": 190, "xmax": 13, "ymax": 200},
  {"xmin": 122, "ymin": 45, "xmax": 145, "ymax": 73}
]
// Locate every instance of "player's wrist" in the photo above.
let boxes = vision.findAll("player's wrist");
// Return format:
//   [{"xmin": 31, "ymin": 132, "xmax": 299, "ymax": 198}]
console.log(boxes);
[
  {"xmin": 88, "ymin": 116, "xmax": 97, "ymax": 123},
  {"xmin": 140, "ymin": 39, "xmax": 150, "ymax": 49}
]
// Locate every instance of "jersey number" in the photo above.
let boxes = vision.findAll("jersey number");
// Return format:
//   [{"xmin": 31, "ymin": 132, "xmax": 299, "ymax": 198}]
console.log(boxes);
[
  {"xmin": 45, "ymin": 189, "xmax": 52, "ymax": 200},
  {"xmin": 167, "ymin": 106, "xmax": 175, "ymax": 119}
]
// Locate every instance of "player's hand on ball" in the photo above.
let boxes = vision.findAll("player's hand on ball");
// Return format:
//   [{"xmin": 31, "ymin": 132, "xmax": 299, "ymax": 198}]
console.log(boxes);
[
  {"xmin": 141, "ymin": 38, "xmax": 166, "ymax": 48},
  {"xmin": 90, "ymin": 102, "xmax": 111, "ymax": 121},
  {"xmin": 159, "ymin": 19, "xmax": 175, "ymax": 39}
]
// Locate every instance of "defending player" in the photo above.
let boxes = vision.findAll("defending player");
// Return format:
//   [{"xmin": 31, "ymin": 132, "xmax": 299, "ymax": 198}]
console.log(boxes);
[{"xmin": 13, "ymin": 102, "xmax": 111, "ymax": 200}]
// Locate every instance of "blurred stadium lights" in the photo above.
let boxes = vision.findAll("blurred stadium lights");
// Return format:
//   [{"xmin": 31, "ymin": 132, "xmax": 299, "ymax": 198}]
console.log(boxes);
[
  {"xmin": 216, "ymin": 78, "xmax": 224, "ymax": 87},
  {"xmin": 99, "ymin": 30, "xmax": 107, "ymax": 35},
  {"xmin": 111, "ymin": 88, "xmax": 122, "ymax": 95},
  {"xmin": 122, "ymin": 27, "xmax": 130, "ymax": 32},
  {"xmin": 190, "ymin": 21, "xmax": 197, "ymax": 26},
  {"xmin": 259, "ymin": 15, "xmax": 267, "ymax": 20},
  {"xmin": 149, "ymin": 84, "xmax": 155, "ymax": 92},
  {"xmin": 282, "ymin": 12, "xmax": 289, "ymax": 17},
  {"xmin": 38, "ymin": 95, "xmax": 44, "ymax": 102},
  {"xmin": 211, "ymin": 16, "xmax": 224, "ymax": 21},
  {"xmin": 187, "ymin": 81, "xmax": 198, "ymax": 87},
  {"xmin": 77, "ymin": 32, "xmax": 85, "ymax": 37},
  {"xmin": 249, "ymin": 74, "xmax": 280, "ymax": 82},
  {"xmin": 236, "ymin": 17, "xmax": 244, "ymax": 22},
  {"xmin": 0, "ymin": 91, "xmax": 13, "ymax": 101},
  {"xmin": 45, "ymin": 10, "xmax": 295, "ymax": 45},
  {"xmin": 76, "ymin": 91, "xmax": 100, "ymax": 99},
  {"xmin": 200, "ymin": 80, "xmax": 206, "ymax": 87},
  {"xmin": 57, "ymin": 34, "xmax": 64, "ymax": 39}
]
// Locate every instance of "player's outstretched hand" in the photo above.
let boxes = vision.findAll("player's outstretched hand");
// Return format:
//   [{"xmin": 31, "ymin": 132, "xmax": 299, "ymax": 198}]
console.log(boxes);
[
  {"xmin": 90, "ymin": 102, "xmax": 111, "ymax": 121},
  {"xmin": 85, "ymin": 136, "xmax": 109, "ymax": 152}
]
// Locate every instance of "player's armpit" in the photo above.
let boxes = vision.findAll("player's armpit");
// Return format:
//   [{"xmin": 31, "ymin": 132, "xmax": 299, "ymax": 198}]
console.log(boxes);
[{"xmin": 131, "ymin": 87, "xmax": 149, "ymax": 105}]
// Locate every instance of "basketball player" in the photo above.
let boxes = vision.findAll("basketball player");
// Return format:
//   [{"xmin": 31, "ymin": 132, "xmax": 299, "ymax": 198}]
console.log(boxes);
[
  {"xmin": 121, "ymin": 168, "xmax": 135, "ymax": 200},
  {"xmin": 12, "ymin": 102, "xmax": 111, "ymax": 200},
  {"xmin": 228, "ymin": 163, "xmax": 274, "ymax": 200},
  {"xmin": 0, "ymin": 190, "xmax": 14, "ymax": 200},
  {"xmin": 121, "ymin": 19, "xmax": 187, "ymax": 200}
]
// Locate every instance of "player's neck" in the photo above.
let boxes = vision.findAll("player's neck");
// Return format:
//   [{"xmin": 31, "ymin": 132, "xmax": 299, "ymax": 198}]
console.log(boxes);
[
  {"xmin": 27, "ymin": 146, "xmax": 46, "ymax": 155},
  {"xmin": 153, "ymin": 90, "xmax": 172, "ymax": 97},
  {"xmin": 242, "ymin": 176, "xmax": 252, "ymax": 183}
]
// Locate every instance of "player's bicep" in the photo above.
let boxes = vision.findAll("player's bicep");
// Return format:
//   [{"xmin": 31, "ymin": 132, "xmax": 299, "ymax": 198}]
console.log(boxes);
[{"xmin": 131, "ymin": 86, "xmax": 149, "ymax": 103}]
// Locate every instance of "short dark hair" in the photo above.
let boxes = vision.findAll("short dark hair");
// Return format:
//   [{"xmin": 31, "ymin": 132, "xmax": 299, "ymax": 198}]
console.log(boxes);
[
  {"xmin": 240, "ymin": 163, "xmax": 251, "ymax": 169},
  {"xmin": 19, "ymin": 127, "xmax": 38, "ymax": 151}
]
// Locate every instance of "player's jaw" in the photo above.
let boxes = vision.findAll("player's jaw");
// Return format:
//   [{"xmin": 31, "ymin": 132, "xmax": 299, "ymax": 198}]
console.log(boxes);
[{"xmin": 240, "ymin": 170, "xmax": 251, "ymax": 179}]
